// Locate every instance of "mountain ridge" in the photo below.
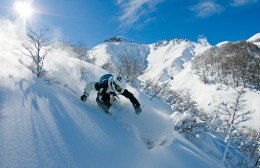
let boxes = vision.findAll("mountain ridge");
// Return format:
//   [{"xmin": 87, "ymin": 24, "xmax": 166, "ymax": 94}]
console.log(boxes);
[{"xmin": 88, "ymin": 33, "xmax": 260, "ymax": 130}]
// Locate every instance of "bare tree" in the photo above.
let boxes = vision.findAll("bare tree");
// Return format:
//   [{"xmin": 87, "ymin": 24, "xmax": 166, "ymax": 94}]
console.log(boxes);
[
  {"xmin": 19, "ymin": 27, "xmax": 53, "ymax": 77},
  {"xmin": 102, "ymin": 59, "xmax": 115, "ymax": 73},
  {"xmin": 192, "ymin": 41, "xmax": 260, "ymax": 89},
  {"xmin": 71, "ymin": 41, "xmax": 95, "ymax": 64},
  {"xmin": 116, "ymin": 53, "xmax": 144, "ymax": 82},
  {"xmin": 217, "ymin": 89, "xmax": 255, "ymax": 163}
]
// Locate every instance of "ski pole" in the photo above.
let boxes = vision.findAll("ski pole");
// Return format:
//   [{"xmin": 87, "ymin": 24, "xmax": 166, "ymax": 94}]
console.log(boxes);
[
  {"xmin": 141, "ymin": 76, "xmax": 173, "ymax": 109},
  {"xmin": 64, "ymin": 84, "xmax": 78, "ymax": 95},
  {"xmin": 143, "ymin": 75, "xmax": 162, "ymax": 90}
]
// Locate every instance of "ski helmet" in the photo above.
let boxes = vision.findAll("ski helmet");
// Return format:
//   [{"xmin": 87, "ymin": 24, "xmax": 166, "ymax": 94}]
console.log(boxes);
[{"xmin": 110, "ymin": 75, "xmax": 126, "ymax": 94}]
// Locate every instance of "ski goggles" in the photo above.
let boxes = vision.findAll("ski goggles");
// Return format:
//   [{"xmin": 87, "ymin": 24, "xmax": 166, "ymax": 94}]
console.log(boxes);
[{"xmin": 113, "ymin": 81, "xmax": 123, "ymax": 92}]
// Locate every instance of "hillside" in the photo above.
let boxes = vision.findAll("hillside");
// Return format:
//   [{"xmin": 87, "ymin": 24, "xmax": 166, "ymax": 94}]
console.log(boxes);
[
  {"xmin": 0, "ymin": 22, "xmax": 224, "ymax": 168},
  {"xmin": 88, "ymin": 36, "xmax": 260, "ymax": 130}
]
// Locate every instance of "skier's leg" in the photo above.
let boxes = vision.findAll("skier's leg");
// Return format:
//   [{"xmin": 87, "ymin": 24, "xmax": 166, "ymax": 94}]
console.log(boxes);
[{"xmin": 96, "ymin": 93, "xmax": 111, "ymax": 113}]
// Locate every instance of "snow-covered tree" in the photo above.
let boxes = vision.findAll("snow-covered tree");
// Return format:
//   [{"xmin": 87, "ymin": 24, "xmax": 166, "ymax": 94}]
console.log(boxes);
[
  {"xmin": 71, "ymin": 41, "xmax": 95, "ymax": 64},
  {"xmin": 170, "ymin": 89, "xmax": 207, "ymax": 136},
  {"xmin": 102, "ymin": 59, "xmax": 115, "ymax": 73},
  {"xmin": 217, "ymin": 89, "xmax": 255, "ymax": 163},
  {"xmin": 192, "ymin": 41, "xmax": 260, "ymax": 89},
  {"xmin": 59, "ymin": 40, "xmax": 95, "ymax": 64},
  {"xmin": 234, "ymin": 127, "xmax": 259, "ymax": 167}
]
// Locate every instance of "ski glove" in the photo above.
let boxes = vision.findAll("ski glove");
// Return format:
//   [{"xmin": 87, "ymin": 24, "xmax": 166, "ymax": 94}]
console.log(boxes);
[
  {"xmin": 80, "ymin": 92, "xmax": 88, "ymax": 102},
  {"xmin": 134, "ymin": 104, "xmax": 142, "ymax": 115}
]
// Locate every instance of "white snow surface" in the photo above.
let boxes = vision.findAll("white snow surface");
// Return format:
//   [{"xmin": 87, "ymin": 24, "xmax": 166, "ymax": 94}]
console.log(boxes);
[
  {"xmin": 170, "ymin": 111, "xmax": 193, "ymax": 128},
  {"xmin": 247, "ymin": 33, "xmax": 260, "ymax": 46},
  {"xmin": 216, "ymin": 41, "xmax": 230, "ymax": 47},
  {"xmin": 0, "ymin": 20, "xmax": 225, "ymax": 168},
  {"xmin": 247, "ymin": 33, "xmax": 260, "ymax": 42},
  {"xmin": 89, "ymin": 35, "xmax": 260, "ymax": 130}
]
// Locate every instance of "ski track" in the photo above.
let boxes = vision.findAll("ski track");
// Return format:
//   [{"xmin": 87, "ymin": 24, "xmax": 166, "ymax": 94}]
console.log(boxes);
[{"xmin": 108, "ymin": 94, "xmax": 177, "ymax": 150}]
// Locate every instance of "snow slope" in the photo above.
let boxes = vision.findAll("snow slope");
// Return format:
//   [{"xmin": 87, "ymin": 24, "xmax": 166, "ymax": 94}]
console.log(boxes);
[
  {"xmin": 247, "ymin": 33, "xmax": 260, "ymax": 42},
  {"xmin": 141, "ymin": 38, "xmax": 210, "ymax": 82},
  {"xmin": 88, "ymin": 41, "xmax": 149, "ymax": 69},
  {"xmin": 0, "ymin": 21, "xmax": 224, "ymax": 168},
  {"xmin": 89, "ymin": 35, "xmax": 260, "ymax": 130},
  {"xmin": 248, "ymin": 33, "xmax": 260, "ymax": 46}
]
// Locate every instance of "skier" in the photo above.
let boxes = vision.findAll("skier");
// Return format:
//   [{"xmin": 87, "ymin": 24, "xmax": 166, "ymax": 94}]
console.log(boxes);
[{"xmin": 80, "ymin": 74, "xmax": 142, "ymax": 115}]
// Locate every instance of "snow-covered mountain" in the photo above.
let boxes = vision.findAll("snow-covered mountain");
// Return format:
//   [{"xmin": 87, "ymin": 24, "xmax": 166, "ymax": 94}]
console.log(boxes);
[
  {"xmin": 248, "ymin": 33, "xmax": 260, "ymax": 42},
  {"xmin": 88, "ymin": 35, "xmax": 260, "ymax": 130},
  {"xmin": 1, "ymin": 19, "xmax": 259, "ymax": 167},
  {"xmin": 88, "ymin": 41, "xmax": 149, "ymax": 69},
  {"xmin": 140, "ymin": 38, "xmax": 210, "ymax": 82},
  {"xmin": 247, "ymin": 33, "xmax": 260, "ymax": 46},
  {"xmin": 89, "ymin": 37, "xmax": 211, "ymax": 82},
  {"xmin": 0, "ymin": 20, "xmax": 225, "ymax": 168}
]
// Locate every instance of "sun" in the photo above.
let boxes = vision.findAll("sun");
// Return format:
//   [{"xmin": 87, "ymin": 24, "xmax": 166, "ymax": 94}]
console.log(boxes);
[{"xmin": 14, "ymin": 1, "xmax": 33, "ymax": 18}]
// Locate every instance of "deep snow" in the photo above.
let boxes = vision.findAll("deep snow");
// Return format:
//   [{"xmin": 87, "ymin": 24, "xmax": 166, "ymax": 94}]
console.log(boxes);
[
  {"xmin": 0, "ymin": 21, "xmax": 224, "ymax": 167},
  {"xmin": 89, "ymin": 36, "xmax": 260, "ymax": 130},
  {"xmin": 0, "ymin": 61, "xmax": 223, "ymax": 168}
]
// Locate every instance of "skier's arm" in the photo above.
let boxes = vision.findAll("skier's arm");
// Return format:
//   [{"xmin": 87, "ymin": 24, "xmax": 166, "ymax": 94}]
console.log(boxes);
[
  {"xmin": 121, "ymin": 89, "xmax": 142, "ymax": 114},
  {"xmin": 81, "ymin": 81, "xmax": 108, "ymax": 101},
  {"xmin": 84, "ymin": 81, "xmax": 107, "ymax": 93},
  {"xmin": 83, "ymin": 82, "xmax": 96, "ymax": 95},
  {"xmin": 81, "ymin": 82, "xmax": 96, "ymax": 101},
  {"xmin": 93, "ymin": 81, "xmax": 107, "ymax": 91}
]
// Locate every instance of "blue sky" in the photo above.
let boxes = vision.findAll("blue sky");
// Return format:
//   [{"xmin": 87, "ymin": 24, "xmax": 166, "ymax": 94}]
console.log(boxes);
[{"xmin": 1, "ymin": 0, "xmax": 260, "ymax": 48}]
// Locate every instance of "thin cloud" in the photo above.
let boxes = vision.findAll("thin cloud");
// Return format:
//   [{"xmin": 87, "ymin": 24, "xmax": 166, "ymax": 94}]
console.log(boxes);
[
  {"xmin": 116, "ymin": 0, "xmax": 165, "ymax": 30},
  {"xmin": 230, "ymin": 0, "xmax": 258, "ymax": 7},
  {"xmin": 189, "ymin": 1, "xmax": 223, "ymax": 18}
]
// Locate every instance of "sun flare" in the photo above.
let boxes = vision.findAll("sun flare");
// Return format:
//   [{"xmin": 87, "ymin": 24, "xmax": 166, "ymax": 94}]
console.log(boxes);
[{"xmin": 14, "ymin": 1, "xmax": 32, "ymax": 18}]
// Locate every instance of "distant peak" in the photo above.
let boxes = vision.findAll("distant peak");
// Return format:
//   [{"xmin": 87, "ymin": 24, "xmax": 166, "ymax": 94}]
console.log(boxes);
[
  {"xmin": 197, "ymin": 37, "xmax": 210, "ymax": 46},
  {"xmin": 153, "ymin": 38, "xmax": 190, "ymax": 49},
  {"xmin": 172, "ymin": 38, "xmax": 190, "ymax": 43},
  {"xmin": 104, "ymin": 36, "xmax": 126, "ymax": 42},
  {"xmin": 248, "ymin": 33, "xmax": 260, "ymax": 42},
  {"xmin": 158, "ymin": 38, "xmax": 189, "ymax": 43}
]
